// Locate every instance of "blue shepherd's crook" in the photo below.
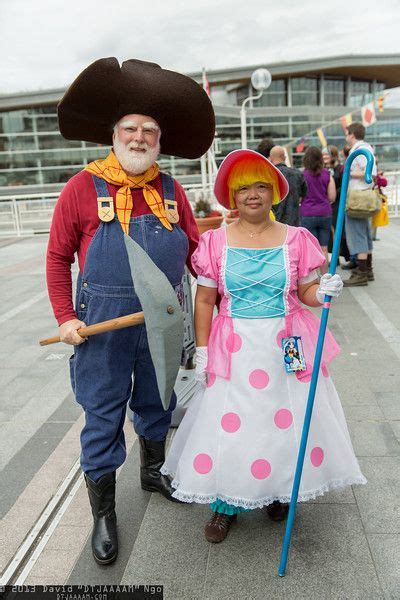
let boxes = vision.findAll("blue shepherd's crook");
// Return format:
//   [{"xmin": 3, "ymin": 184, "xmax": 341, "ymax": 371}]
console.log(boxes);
[{"xmin": 278, "ymin": 148, "xmax": 374, "ymax": 577}]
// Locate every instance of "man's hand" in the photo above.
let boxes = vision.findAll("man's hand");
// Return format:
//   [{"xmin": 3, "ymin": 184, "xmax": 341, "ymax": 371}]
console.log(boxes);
[{"xmin": 59, "ymin": 319, "xmax": 87, "ymax": 346}]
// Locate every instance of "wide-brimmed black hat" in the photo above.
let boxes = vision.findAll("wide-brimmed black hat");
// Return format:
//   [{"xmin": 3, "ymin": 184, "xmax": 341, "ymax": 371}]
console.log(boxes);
[{"xmin": 58, "ymin": 57, "xmax": 215, "ymax": 159}]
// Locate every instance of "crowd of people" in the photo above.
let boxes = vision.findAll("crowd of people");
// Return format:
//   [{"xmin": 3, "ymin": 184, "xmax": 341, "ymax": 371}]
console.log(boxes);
[{"xmin": 257, "ymin": 122, "xmax": 388, "ymax": 286}]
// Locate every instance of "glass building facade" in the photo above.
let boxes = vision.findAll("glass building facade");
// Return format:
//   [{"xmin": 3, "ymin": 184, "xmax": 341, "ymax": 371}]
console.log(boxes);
[
  {"xmin": 216, "ymin": 75, "xmax": 399, "ymax": 169},
  {"xmin": 1, "ymin": 59, "xmax": 399, "ymax": 192}
]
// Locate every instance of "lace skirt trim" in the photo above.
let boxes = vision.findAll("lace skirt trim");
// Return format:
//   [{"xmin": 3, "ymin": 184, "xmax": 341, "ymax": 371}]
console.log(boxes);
[{"xmin": 160, "ymin": 468, "xmax": 367, "ymax": 509}]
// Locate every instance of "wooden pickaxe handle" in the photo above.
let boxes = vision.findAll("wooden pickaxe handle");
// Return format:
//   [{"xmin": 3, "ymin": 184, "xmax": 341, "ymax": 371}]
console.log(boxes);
[{"xmin": 39, "ymin": 311, "xmax": 145, "ymax": 346}]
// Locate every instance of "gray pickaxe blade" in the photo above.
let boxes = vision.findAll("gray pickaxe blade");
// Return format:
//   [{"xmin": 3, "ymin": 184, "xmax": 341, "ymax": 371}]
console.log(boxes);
[{"xmin": 124, "ymin": 234, "xmax": 184, "ymax": 410}]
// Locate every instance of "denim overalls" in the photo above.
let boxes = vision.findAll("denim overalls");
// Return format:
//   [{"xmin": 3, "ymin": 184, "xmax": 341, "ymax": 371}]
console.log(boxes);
[{"xmin": 70, "ymin": 174, "xmax": 188, "ymax": 481}]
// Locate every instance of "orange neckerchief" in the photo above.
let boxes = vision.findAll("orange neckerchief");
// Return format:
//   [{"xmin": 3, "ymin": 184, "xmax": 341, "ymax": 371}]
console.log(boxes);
[{"xmin": 85, "ymin": 151, "xmax": 172, "ymax": 234}]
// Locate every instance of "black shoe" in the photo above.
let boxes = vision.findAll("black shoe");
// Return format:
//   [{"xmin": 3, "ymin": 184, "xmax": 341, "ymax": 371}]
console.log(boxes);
[
  {"xmin": 341, "ymin": 260, "xmax": 358, "ymax": 270},
  {"xmin": 139, "ymin": 436, "xmax": 182, "ymax": 503},
  {"xmin": 85, "ymin": 472, "xmax": 118, "ymax": 565},
  {"xmin": 264, "ymin": 501, "xmax": 289, "ymax": 522},
  {"xmin": 367, "ymin": 269, "xmax": 374, "ymax": 281}
]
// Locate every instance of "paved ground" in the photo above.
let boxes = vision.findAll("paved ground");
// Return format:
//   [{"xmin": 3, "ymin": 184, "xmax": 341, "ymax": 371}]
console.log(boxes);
[{"xmin": 0, "ymin": 222, "xmax": 400, "ymax": 599}]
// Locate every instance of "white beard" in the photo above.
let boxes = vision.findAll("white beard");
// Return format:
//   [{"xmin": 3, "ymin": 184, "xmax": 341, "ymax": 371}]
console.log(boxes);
[{"xmin": 113, "ymin": 137, "xmax": 160, "ymax": 175}]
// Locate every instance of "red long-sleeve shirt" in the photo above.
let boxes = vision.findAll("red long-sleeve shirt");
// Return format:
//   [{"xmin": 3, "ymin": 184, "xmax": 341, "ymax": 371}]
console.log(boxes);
[{"xmin": 46, "ymin": 170, "xmax": 199, "ymax": 326}]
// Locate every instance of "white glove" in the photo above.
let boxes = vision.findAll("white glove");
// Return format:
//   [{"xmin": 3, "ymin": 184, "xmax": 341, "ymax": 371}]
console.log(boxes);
[
  {"xmin": 316, "ymin": 273, "xmax": 344, "ymax": 304},
  {"xmin": 195, "ymin": 346, "xmax": 208, "ymax": 387}
]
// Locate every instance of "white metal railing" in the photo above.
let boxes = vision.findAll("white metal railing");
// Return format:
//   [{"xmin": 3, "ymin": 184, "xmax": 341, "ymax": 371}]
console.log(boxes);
[
  {"xmin": 0, "ymin": 189, "xmax": 212, "ymax": 237},
  {"xmin": 0, "ymin": 174, "xmax": 399, "ymax": 237},
  {"xmin": 0, "ymin": 194, "xmax": 59, "ymax": 236}
]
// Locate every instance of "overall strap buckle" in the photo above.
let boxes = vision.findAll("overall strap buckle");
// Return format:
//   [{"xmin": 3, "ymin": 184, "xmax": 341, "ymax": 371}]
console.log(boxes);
[
  {"xmin": 92, "ymin": 175, "xmax": 115, "ymax": 223},
  {"xmin": 161, "ymin": 173, "xmax": 179, "ymax": 224},
  {"xmin": 97, "ymin": 198, "xmax": 115, "ymax": 222}
]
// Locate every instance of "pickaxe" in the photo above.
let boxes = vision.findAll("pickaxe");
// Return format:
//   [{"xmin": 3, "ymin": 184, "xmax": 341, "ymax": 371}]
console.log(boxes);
[{"xmin": 39, "ymin": 235, "xmax": 185, "ymax": 410}]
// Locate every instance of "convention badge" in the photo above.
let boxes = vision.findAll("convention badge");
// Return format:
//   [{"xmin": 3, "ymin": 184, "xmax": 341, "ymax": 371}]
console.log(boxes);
[
  {"xmin": 164, "ymin": 199, "xmax": 179, "ymax": 224},
  {"xmin": 282, "ymin": 336, "xmax": 307, "ymax": 373},
  {"xmin": 97, "ymin": 197, "xmax": 115, "ymax": 222}
]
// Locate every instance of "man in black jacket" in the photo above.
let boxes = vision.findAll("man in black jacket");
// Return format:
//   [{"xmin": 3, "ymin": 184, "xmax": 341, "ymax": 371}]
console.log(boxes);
[{"xmin": 270, "ymin": 146, "xmax": 307, "ymax": 226}]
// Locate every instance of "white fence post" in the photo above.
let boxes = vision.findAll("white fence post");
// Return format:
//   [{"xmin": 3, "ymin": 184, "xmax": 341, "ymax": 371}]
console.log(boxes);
[{"xmin": 12, "ymin": 198, "xmax": 21, "ymax": 237}]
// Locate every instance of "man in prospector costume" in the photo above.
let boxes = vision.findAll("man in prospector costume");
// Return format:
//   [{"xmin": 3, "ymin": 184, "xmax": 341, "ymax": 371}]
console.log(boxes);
[{"xmin": 46, "ymin": 57, "xmax": 215, "ymax": 565}]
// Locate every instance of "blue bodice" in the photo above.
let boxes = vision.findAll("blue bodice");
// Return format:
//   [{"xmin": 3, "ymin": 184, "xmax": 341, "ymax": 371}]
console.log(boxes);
[{"xmin": 224, "ymin": 246, "xmax": 287, "ymax": 318}]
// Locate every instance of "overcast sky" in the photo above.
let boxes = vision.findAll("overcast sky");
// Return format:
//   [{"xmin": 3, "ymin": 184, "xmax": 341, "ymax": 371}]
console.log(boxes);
[{"xmin": 1, "ymin": 0, "xmax": 399, "ymax": 95}]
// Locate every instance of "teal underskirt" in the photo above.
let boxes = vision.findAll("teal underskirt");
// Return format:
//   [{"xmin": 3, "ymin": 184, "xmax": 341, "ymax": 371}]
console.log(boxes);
[{"xmin": 210, "ymin": 499, "xmax": 252, "ymax": 515}]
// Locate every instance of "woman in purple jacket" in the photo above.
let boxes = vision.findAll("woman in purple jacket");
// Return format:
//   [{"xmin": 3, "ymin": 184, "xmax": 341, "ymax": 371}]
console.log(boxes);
[{"xmin": 300, "ymin": 146, "xmax": 336, "ymax": 272}]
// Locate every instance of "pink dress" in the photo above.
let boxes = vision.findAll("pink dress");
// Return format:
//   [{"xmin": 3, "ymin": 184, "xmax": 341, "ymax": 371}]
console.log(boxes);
[{"xmin": 162, "ymin": 226, "xmax": 366, "ymax": 508}]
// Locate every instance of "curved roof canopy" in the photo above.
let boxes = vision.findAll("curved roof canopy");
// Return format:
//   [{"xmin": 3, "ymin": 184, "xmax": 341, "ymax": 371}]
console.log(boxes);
[
  {"xmin": 1, "ymin": 54, "xmax": 400, "ymax": 112},
  {"xmin": 189, "ymin": 54, "xmax": 400, "ymax": 89}
]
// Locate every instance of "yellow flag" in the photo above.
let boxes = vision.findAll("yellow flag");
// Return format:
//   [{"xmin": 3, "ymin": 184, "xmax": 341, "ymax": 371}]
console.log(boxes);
[{"xmin": 316, "ymin": 128, "xmax": 327, "ymax": 147}]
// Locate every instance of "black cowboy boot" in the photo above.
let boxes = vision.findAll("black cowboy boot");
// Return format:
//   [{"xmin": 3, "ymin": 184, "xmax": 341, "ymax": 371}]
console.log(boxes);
[
  {"xmin": 343, "ymin": 259, "xmax": 369, "ymax": 287},
  {"xmin": 366, "ymin": 253, "xmax": 374, "ymax": 281},
  {"xmin": 139, "ymin": 436, "xmax": 182, "ymax": 502},
  {"xmin": 85, "ymin": 472, "xmax": 118, "ymax": 565}
]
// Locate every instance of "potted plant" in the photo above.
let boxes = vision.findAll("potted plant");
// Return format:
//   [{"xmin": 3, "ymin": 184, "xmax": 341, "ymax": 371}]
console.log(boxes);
[
  {"xmin": 193, "ymin": 196, "xmax": 223, "ymax": 234},
  {"xmin": 225, "ymin": 208, "xmax": 239, "ymax": 225}
]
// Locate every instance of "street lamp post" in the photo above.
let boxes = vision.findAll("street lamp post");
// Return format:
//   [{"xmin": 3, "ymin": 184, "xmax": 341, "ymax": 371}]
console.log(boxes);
[{"xmin": 240, "ymin": 68, "xmax": 272, "ymax": 149}]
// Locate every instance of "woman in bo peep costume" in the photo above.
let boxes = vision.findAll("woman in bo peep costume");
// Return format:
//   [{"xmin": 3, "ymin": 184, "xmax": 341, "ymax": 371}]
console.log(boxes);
[{"xmin": 162, "ymin": 149, "xmax": 366, "ymax": 543}]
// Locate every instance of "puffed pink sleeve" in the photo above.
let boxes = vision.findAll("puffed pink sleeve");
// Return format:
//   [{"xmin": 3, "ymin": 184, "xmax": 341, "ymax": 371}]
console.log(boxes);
[
  {"xmin": 296, "ymin": 227, "xmax": 326, "ymax": 279},
  {"xmin": 191, "ymin": 229, "xmax": 219, "ymax": 287}
]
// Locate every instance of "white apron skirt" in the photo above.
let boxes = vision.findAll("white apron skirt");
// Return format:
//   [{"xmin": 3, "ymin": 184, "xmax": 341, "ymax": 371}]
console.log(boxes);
[{"xmin": 162, "ymin": 317, "xmax": 366, "ymax": 508}]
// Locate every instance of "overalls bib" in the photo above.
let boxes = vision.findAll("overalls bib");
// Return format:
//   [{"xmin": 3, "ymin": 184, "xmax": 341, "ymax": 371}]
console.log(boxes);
[{"xmin": 70, "ymin": 174, "xmax": 188, "ymax": 481}]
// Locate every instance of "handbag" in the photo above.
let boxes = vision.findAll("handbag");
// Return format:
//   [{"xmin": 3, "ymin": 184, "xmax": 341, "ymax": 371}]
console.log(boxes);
[
  {"xmin": 346, "ymin": 188, "xmax": 381, "ymax": 219},
  {"xmin": 372, "ymin": 194, "xmax": 389, "ymax": 227}
]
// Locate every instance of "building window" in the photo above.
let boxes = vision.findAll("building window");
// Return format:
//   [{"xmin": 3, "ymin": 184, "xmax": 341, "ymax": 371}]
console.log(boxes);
[
  {"xmin": 236, "ymin": 85, "xmax": 250, "ymax": 105},
  {"xmin": 0, "ymin": 111, "xmax": 33, "ymax": 134},
  {"xmin": 0, "ymin": 134, "xmax": 36, "ymax": 152},
  {"xmin": 236, "ymin": 79, "xmax": 287, "ymax": 107},
  {"xmin": 324, "ymin": 77, "xmax": 345, "ymax": 106},
  {"xmin": 350, "ymin": 80, "xmax": 371, "ymax": 107},
  {"xmin": 291, "ymin": 77, "xmax": 319, "ymax": 106},
  {"xmin": 37, "ymin": 135, "xmax": 81, "ymax": 150},
  {"xmin": 37, "ymin": 116, "xmax": 60, "ymax": 132},
  {"xmin": 255, "ymin": 79, "xmax": 287, "ymax": 107}
]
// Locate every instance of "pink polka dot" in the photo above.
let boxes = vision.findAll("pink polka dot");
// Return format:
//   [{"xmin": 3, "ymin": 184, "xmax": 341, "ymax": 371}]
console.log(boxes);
[
  {"xmin": 226, "ymin": 332, "xmax": 242, "ymax": 353},
  {"xmin": 321, "ymin": 364, "xmax": 329, "ymax": 378},
  {"xmin": 251, "ymin": 459, "xmax": 272, "ymax": 480},
  {"xmin": 193, "ymin": 453, "xmax": 213, "ymax": 474},
  {"xmin": 310, "ymin": 447, "xmax": 324, "ymax": 467},
  {"xmin": 249, "ymin": 369, "xmax": 270, "ymax": 389},
  {"xmin": 276, "ymin": 329, "xmax": 287, "ymax": 348},
  {"xmin": 274, "ymin": 408, "xmax": 293, "ymax": 429},
  {"xmin": 221, "ymin": 412, "xmax": 241, "ymax": 433},
  {"xmin": 207, "ymin": 373, "xmax": 216, "ymax": 387}
]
